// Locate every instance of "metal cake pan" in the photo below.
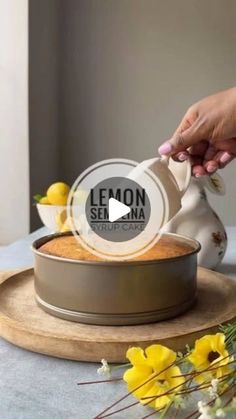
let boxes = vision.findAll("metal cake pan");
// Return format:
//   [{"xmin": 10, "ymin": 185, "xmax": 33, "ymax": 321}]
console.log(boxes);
[{"xmin": 32, "ymin": 232, "xmax": 200, "ymax": 326}]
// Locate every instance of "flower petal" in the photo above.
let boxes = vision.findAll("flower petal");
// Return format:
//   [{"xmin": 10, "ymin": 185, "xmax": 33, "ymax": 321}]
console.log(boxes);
[
  {"xmin": 123, "ymin": 365, "xmax": 153, "ymax": 399},
  {"xmin": 126, "ymin": 347, "xmax": 148, "ymax": 367},
  {"xmin": 145, "ymin": 384, "xmax": 171, "ymax": 410},
  {"xmin": 211, "ymin": 333, "xmax": 228, "ymax": 357},
  {"xmin": 145, "ymin": 344, "xmax": 176, "ymax": 371},
  {"xmin": 139, "ymin": 383, "xmax": 161, "ymax": 408},
  {"xmin": 123, "ymin": 365, "xmax": 152, "ymax": 385},
  {"xmin": 155, "ymin": 393, "xmax": 171, "ymax": 410},
  {"xmin": 188, "ymin": 350, "xmax": 209, "ymax": 370},
  {"xmin": 188, "ymin": 335, "xmax": 217, "ymax": 369},
  {"xmin": 188, "ymin": 333, "xmax": 230, "ymax": 384},
  {"xmin": 141, "ymin": 384, "xmax": 171, "ymax": 410},
  {"xmin": 167, "ymin": 366, "xmax": 185, "ymax": 390}
]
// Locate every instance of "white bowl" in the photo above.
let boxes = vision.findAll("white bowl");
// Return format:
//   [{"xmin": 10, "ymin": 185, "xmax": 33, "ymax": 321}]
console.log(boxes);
[{"xmin": 36, "ymin": 204, "xmax": 67, "ymax": 232}]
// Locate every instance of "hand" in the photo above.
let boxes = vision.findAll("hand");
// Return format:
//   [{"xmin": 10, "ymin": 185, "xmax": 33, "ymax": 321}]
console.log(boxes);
[{"xmin": 158, "ymin": 87, "xmax": 236, "ymax": 176}]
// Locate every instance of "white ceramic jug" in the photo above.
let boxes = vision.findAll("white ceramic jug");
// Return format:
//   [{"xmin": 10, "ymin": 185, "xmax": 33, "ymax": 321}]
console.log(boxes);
[
  {"xmin": 162, "ymin": 172, "xmax": 227, "ymax": 269},
  {"xmin": 128, "ymin": 156, "xmax": 192, "ymax": 225}
]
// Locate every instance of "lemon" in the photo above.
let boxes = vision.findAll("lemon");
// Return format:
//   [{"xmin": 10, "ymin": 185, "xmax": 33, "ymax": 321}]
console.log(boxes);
[
  {"xmin": 55, "ymin": 210, "xmax": 73, "ymax": 232},
  {"xmin": 55, "ymin": 209, "xmax": 67, "ymax": 230},
  {"xmin": 60, "ymin": 216, "xmax": 73, "ymax": 232},
  {"xmin": 39, "ymin": 196, "xmax": 50, "ymax": 204},
  {"xmin": 46, "ymin": 182, "xmax": 70, "ymax": 205}
]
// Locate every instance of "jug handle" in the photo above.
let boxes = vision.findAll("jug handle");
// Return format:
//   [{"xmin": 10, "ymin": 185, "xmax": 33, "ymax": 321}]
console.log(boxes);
[{"xmin": 161, "ymin": 155, "xmax": 192, "ymax": 197}]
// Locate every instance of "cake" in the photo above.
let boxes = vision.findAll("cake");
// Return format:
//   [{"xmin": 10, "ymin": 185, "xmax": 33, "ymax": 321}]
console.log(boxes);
[{"xmin": 39, "ymin": 235, "xmax": 193, "ymax": 262}]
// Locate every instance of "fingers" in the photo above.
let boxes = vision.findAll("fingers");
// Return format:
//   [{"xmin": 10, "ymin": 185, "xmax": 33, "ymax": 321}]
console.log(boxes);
[
  {"xmin": 173, "ymin": 140, "xmax": 207, "ymax": 162},
  {"xmin": 212, "ymin": 139, "xmax": 236, "ymax": 168},
  {"xmin": 203, "ymin": 145, "xmax": 216, "ymax": 162},
  {"xmin": 213, "ymin": 138, "xmax": 236, "ymax": 154},
  {"xmin": 191, "ymin": 161, "xmax": 219, "ymax": 176},
  {"xmin": 211, "ymin": 150, "xmax": 234, "ymax": 168},
  {"xmin": 158, "ymin": 97, "xmax": 236, "ymax": 178},
  {"xmin": 189, "ymin": 140, "xmax": 209, "ymax": 158},
  {"xmin": 218, "ymin": 151, "xmax": 234, "ymax": 167},
  {"xmin": 158, "ymin": 123, "xmax": 201, "ymax": 155},
  {"xmin": 203, "ymin": 144, "xmax": 219, "ymax": 174},
  {"xmin": 203, "ymin": 141, "xmax": 235, "ymax": 172},
  {"xmin": 172, "ymin": 151, "xmax": 189, "ymax": 162},
  {"xmin": 204, "ymin": 160, "xmax": 219, "ymax": 173},
  {"xmin": 192, "ymin": 148, "xmax": 234, "ymax": 177},
  {"xmin": 192, "ymin": 165, "xmax": 207, "ymax": 177},
  {"xmin": 159, "ymin": 108, "xmax": 199, "ymax": 156}
]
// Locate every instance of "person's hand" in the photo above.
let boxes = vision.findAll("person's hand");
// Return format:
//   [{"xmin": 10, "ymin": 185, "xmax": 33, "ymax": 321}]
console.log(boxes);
[{"xmin": 158, "ymin": 87, "xmax": 236, "ymax": 176}]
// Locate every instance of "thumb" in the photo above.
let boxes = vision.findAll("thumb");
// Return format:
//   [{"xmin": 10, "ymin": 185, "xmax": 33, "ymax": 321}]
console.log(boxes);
[{"xmin": 158, "ymin": 123, "xmax": 202, "ymax": 155}]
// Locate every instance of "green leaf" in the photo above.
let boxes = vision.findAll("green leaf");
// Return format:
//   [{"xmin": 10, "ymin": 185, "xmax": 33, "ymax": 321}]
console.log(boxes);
[
  {"xmin": 219, "ymin": 322, "xmax": 236, "ymax": 351},
  {"xmin": 33, "ymin": 194, "xmax": 43, "ymax": 203}
]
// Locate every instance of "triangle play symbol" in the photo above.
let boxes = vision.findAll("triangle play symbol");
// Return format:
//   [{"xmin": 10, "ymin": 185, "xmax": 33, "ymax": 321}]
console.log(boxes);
[{"xmin": 108, "ymin": 198, "xmax": 131, "ymax": 222}]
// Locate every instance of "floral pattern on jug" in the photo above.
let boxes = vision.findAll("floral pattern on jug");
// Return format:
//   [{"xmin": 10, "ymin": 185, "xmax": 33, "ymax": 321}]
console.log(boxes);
[{"xmin": 211, "ymin": 230, "xmax": 227, "ymax": 258}]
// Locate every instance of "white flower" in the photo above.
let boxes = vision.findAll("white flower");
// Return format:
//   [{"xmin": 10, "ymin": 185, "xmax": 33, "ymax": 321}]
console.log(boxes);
[
  {"xmin": 97, "ymin": 359, "xmax": 111, "ymax": 377},
  {"xmin": 198, "ymin": 401, "xmax": 213, "ymax": 419},
  {"xmin": 208, "ymin": 378, "xmax": 219, "ymax": 398},
  {"xmin": 215, "ymin": 409, "xmax": 226, "ymax": 418}
]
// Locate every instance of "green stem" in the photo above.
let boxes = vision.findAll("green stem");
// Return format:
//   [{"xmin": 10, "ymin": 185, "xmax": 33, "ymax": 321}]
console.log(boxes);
[
  {"xmin": 111, "ymin": 362, "xmax": 131, "ymax": 371},
  {"xmin": 159, "ymin": 400, "xmax": 173, "ymax": 419}
]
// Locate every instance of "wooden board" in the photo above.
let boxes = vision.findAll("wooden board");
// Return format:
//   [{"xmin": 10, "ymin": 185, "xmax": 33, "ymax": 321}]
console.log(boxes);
[{"xmin": 0, "ymin": 267, "xmax": 235, "ymax": 363}]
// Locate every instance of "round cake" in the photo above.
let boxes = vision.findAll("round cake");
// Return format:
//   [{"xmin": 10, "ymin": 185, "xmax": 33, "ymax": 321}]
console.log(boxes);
[
  {"xmin": 33, "ymin": 232, "xmax": 200, "ymax": 325},
  {"xmin": 39, "ymin": 235, "xmax": 193, "ymax": 262}
]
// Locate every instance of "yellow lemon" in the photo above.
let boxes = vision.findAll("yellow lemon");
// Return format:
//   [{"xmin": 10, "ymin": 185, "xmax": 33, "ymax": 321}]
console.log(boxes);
[
  {"xmin": 39, "ymin": 196, "xmax": 51, "ymax": 204},
  {"xmin": 46, "ymin": 182, "xmax": 70, "ymax": 205},
  {"xmin": 60, "ymin": 216, "xmax": 73, "ymax": 232},
  {"xmin": 55, "ymin": 209, "xmax": 67, "ymax": 230},
  {"xmin": 55, "ymin": 210, "xmax": 73, "ymax": 232}
]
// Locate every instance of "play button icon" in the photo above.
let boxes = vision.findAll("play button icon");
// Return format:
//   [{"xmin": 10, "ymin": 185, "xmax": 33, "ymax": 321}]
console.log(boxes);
[
  {"xmin": 108, "ymin": 198, "xmax": 131, "ymax": 222},
  {"xmin": 68, "ymin": 158, "xmax": 169, "ymax": 260},
  {"xmin": 85, "ymin": 175, "xmax": 151, "ymax": 243}
]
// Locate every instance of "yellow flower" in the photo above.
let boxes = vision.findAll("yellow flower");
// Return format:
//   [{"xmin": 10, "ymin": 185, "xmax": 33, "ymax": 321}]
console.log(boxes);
[
  {"xmin": 188, "ymin": 333, "xmax": 231, "ymax": 383},
  {"xmin": 123, "ymin": 345, "xmax": 184, "ymax": 410}
]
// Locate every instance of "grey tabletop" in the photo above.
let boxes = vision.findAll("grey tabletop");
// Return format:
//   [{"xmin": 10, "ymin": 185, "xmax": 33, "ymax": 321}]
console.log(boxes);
[{"xmin": 0, "ymin": 227, "xmax": 235, "ymax": 419}]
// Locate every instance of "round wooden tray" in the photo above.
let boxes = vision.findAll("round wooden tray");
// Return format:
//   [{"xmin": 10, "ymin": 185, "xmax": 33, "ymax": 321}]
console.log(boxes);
[{"xmin": 0, "ymin": 267, "xmax": 235, "ymax": 363}]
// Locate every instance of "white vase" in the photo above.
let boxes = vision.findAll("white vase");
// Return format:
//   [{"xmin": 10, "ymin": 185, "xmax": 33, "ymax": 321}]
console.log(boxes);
[{"xmin": 162, "ymin": 175, "xmax": 227, "ymax": 269}]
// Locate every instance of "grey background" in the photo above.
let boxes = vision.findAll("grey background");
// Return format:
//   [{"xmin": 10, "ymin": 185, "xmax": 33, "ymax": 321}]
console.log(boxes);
[{"xmin": 29, "ymin": 0, "xmax": 236, "ymax": 229}]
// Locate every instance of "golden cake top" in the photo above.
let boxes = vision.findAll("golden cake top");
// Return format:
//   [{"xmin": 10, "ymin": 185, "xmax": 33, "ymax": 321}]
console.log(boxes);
[{"xmin": 39, "ymin": 235, "xmax": 193, "ymax": 262}]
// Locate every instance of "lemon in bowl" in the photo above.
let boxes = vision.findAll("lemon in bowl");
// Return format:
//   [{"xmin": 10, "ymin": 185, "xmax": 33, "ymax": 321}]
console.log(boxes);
[
  {"xmin": 35, "ymin": 182, "xmax": 70, "ymax": 232},
  {"xmin": 46, "ymin": 182, "xmax": 70, "ymax": 206}
]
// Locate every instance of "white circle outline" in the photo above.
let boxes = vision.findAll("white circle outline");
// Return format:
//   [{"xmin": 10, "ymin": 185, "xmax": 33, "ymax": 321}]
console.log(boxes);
[{"xmin": 67, "ymin": 158, "xmax": 169, "ymax": 260}]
